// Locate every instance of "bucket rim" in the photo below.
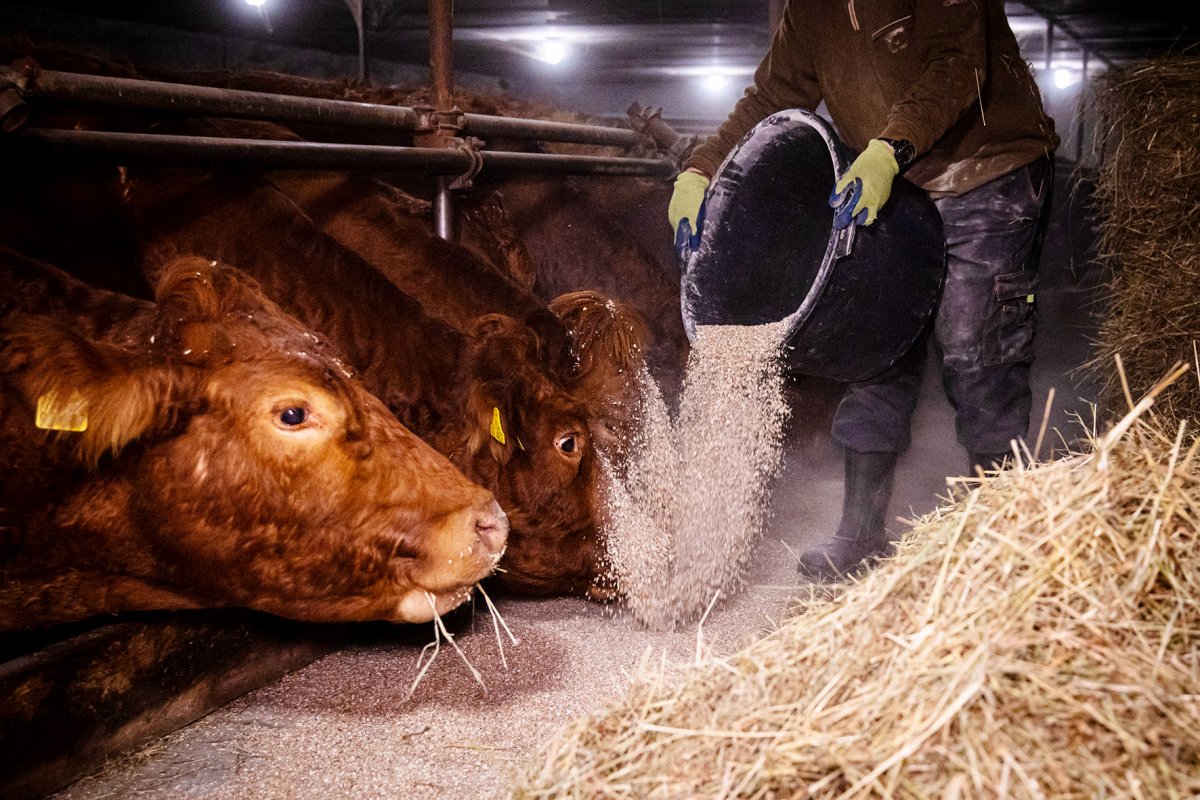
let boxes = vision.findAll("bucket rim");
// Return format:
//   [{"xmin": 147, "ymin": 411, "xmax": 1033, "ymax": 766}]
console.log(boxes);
[{"xmin": 681, "ymin": 108, "xmax": 856, "ymax": 344}]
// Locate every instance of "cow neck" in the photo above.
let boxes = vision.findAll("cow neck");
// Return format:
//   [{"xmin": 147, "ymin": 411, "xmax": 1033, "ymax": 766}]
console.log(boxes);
[{"xmin": 0, "ymin": 478, "xmax": 199, "ymax": 629}]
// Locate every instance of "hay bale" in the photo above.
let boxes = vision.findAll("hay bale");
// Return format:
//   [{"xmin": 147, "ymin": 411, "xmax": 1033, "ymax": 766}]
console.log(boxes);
[
  {"xmin": 1088, "ymin": 55, "xmax": 1200, "ymax": 426},
  {"xmin": 509, "ymin": 386, "xmax": 1199, "ymax": 798}
]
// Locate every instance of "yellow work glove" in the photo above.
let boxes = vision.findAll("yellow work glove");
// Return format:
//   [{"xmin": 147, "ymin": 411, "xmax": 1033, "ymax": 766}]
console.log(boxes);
[
  {"xmin": 668, "ymin": 170, "xmax": 710, "ymax": 239},
  {"xmin": 829, "ymin": 139, "xmax": 899, "ymax": 229}
]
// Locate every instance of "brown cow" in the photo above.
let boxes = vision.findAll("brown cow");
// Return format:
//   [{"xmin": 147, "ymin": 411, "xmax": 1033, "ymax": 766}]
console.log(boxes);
[
  {"xmin": 109, "ymin": 168, "xmax": 607, "ymax": 597},
  {"xmin": 266, "ymin": 171, "xmax": 547, "ymax": 335},
  {"xmin": 100, "ymin": 66, "xmax": 691, "ymax": 398},
  {"xmin": 262, "ymin": 171, "xmax": 655, "ymax": 445},
  {"xmin": 0, "ymin": 250, "xmax": 507, "ymax": 630},
  {"xmin": 1, "ymin": 56, "xmax": 670, "ymax": 598}
]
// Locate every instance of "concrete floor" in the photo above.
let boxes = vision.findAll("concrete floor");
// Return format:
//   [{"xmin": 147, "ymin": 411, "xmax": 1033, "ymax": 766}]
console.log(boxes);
[{"xmin": 51, "ymin": 167, "xmax": 1102, "ymax": 800}]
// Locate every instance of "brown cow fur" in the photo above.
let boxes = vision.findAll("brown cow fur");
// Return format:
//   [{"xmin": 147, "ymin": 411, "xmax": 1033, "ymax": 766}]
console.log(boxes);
[
  {"xmin": 267, "ymin": 171, "xmax": 547, "ymax": 333},
  {"xmin": 0, "ymin": 250, "xmax": 506, "ymax": 630},
  {"xmin": 263, "ymin": 171, "xmax": 653, "ymax": 452},
  {"xmin": 113, "ymin": 170, "xmax": 604, "ymax": 596},
  {"xmin": 1, "ymin": 55, "xmax": 690, "ymax": 597}
]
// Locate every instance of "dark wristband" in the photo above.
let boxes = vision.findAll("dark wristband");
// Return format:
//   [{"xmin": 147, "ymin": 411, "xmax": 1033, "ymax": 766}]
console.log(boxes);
[{"xmin": 879, "ymin": 138, "xmax": 915, "ymax": 171}]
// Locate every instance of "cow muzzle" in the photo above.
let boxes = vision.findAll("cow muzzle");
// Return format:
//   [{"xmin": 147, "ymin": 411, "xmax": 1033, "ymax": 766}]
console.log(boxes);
[{"xmin": 475, "ymin": 498, "xmax": 509, "ymax": 559}]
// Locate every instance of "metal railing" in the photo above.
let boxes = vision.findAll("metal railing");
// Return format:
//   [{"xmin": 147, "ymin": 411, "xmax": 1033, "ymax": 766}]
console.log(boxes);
[{"xmin": 0, "ymin": 0, "xmax": 686, "ymax": 241}]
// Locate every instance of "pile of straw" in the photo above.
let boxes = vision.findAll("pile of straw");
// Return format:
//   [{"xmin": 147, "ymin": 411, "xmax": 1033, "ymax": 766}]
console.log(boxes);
[
  {"xmin": 1088, "ymin": 56, "xmax": 1200, "ymax": 426},
  {"xmin": 510, "ymin": 377, "xmax": 1199, "ymax": 799}
]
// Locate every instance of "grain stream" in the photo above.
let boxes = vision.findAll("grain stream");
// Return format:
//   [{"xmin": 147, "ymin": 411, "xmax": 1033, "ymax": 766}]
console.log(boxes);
[{"xmin": 600, "ymin": 321, "xmax": 791, "ymax": 630}]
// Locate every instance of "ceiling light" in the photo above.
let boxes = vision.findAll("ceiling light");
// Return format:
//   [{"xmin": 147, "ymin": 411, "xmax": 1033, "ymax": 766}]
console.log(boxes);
[
  {"xmin": 245, "ymin": 0, "xmax": 266, "ymax": 6},
  {"xmin": 701, "ymin": 72, "xmax": 730, "ymax": 91},
  {"xmin": 1054, "ymin": 67, "xmax": 1078, "ymax": 89},
  {"xmin": 535, "ymin": 39, "xmax": 567, "ymax": 64}
]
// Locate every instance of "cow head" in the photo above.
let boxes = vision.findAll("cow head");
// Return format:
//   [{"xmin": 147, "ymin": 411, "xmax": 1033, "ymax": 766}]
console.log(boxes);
[
  {"xmin": 548, "ymin": 290, "xmax": 654, "ymax": 465},
  {"xmin": 0, "ymin": 255, "xmax": 506, "ymax": 629},
  {"xmin": 456, "ymin": 312, "xmax": 601, "ymax": 596}
]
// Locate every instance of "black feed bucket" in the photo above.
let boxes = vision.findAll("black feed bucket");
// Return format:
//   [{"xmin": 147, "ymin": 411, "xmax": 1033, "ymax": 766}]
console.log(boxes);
[{"xmin": 680, "ymin": 109, "xmax": 946, "ymax": 383}]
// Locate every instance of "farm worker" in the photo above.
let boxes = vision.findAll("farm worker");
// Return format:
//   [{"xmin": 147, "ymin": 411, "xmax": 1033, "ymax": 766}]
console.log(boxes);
[{"xmin": 668, "ymin": 0, "xmax": 1060, "ymax": 580}]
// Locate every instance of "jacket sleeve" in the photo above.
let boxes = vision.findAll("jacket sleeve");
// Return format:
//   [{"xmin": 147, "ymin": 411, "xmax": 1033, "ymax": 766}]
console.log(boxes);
[
  {"xmin": 684, "ymin": 2, "xmax": 822, "ymax": 177},
  {"xmin": 879, "ymin": 0, "xmax": 987, "ymax": 155}
]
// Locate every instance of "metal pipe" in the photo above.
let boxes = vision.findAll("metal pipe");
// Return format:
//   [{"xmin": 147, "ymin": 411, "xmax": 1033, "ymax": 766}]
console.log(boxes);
[
  {"xmin": 427, "ymin": 0, "xmax": 456, "ymax": 240},
  {"xmin": 3, "ymin": 66, "xmax": 649, "ymax": 147},
  {"xmin": 1020, "ymin": 1, "xmax": 1115, "ymax": 70},
  {"xmin": 626, "ymin": 101, "xmax": 684, "ymax": 151},
  {"xmin": 0, "ymin": 87, "xmax": 28, "ymax": 132},
  {"xmin": 1076, "ymin": 48, "xmax": 1089, "ymax": 164},
  {"xmin": 4, "ymin": 66, "xmax": 421, "ymax": 130},
  {"xmin": 9, "ymin": 128, "xmax": 676, "ymax": 177},
  {"xmin": 341, "ymin": 0, "xmax": 367, "ymax": 83},
  {"xmin": 428, "ymin": 0, "xmax": 454, "ymax": 112},
  {"xmin": 462, "ymin": 113, "xmax": 643, "ymax": 147},
  {"xmin": 434, "ymin": 177, "xmax": 455, "ymax": 240}
]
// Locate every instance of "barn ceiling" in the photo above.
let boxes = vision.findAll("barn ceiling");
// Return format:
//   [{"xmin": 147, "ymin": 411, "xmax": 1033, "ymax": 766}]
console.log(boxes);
[{"xmin": 5, "ymin": 0, "xmax": 1197, "ymax": 83}]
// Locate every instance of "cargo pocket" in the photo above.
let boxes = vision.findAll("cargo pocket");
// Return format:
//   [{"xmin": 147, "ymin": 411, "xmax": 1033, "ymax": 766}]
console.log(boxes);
[{"xmin": 983, "ymin": 271, "xmax": 1037, "ymax": 366}]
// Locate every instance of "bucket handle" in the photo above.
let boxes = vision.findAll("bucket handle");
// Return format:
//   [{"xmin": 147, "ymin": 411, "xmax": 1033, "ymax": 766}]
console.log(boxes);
[
  {"xmin": 833, "ymin": 216, "xmax": 856, "ymax": 260},
  {"xmin": 673, "ymin": 199, "xmax": 707, "ymax": 271}
]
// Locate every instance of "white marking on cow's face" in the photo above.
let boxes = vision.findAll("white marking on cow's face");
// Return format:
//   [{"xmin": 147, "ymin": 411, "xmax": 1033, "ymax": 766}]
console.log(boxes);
[{"xmin": 193, "ymin": 451, "xmax": 208, "ymax": 482}]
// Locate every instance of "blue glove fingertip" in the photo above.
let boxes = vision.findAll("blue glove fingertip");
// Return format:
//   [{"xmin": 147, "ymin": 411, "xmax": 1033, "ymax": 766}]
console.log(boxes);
[
  {"xmin": 692, "ymin": 201, "xmax": 706, "ymax": 249},
  {"xmin": 674, "ymin": 218, "xmax": 692, "ymax": 253},
  {"xmin": 832, "ymin": 178, "xmax": 863, "ymax": 230}
]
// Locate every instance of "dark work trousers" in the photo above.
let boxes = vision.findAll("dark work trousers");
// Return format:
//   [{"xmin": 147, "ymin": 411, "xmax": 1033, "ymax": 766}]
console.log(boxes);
[{"xmin": 831, "ymin": 157, "xmax": 1053, "ymax": 455}]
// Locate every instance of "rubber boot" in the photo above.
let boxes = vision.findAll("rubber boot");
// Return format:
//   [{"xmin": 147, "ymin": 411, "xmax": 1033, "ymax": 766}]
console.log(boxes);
[
  {"xmin": 798, "ymin": 450, "xmax": 898, "ymax": 581},
  {"xmin": 968, "ymin": 451, "xmax": 1010, "ymax": 475}
]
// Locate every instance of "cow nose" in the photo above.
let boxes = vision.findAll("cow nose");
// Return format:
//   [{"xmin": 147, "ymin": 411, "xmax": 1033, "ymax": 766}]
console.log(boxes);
[{"xmin": 475, "ymin": 499, "xmax": 509, "ymax": 555}]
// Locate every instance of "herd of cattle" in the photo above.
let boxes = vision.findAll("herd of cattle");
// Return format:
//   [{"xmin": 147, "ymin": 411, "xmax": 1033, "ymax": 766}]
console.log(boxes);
[{"xmin": 0, "ymin": 51, "xmax": 693, "ymax": 631}]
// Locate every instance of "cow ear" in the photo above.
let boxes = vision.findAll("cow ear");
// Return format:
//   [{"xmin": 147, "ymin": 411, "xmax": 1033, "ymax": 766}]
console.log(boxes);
[
  {"xmin": 460, "ymin": 380, "xmax": 515, "ymax": 471},
  {"xmin": 2, "ymin": 317, "xmax": 192, "ymax": 467},
  {"xmin": 467, "ymin": 312, "xmax": 520, "ymax": 345},
  {"xmin": 153, "ymin": 256, "xmax": 236, "ymax": 366},
  {"xmin": 462, "ymin": 314, "xmax": 532, "ymax": 470},
  {"xmin": 548, "ymin": 290, "xmax": 650, "ymax": 388},
  {"xmin": 153, "ymin": 255, "xmax": 293, "ymax": 366},
  {"xmin": 465, "ymin": 312, "xmax": 548, "ymax": 385}
]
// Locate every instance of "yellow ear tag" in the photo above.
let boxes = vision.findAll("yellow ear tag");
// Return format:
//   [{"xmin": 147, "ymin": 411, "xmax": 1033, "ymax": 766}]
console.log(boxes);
[
  {"xmin": 489, "ymin": 406, "xmax": 507, "ymax": 445},
  {"xmin": 36, "ymin": 389, "xmax": 89, "ymax": 432}
]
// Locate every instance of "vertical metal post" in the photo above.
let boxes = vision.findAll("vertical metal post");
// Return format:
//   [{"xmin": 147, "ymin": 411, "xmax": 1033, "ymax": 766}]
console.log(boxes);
[
  {"xmin": 429, "ymin": 0, "xmax": 454, "ymax": 112},
  {"xmin": 428, "ymin": 0, "xmax": 456, "ymax": 241},
  {"xmin": 434, "ymin": 178, "xmax": 455, "ymax": 240},
  {"xmin": 1076, "ymin": 48, "xmax": 1089, "ymax": 164},
  {"xmin": 343, "ymin": 0, "xmax": 367, "ymax": 83},
  {"xmin": 1044, "ymin": 21, "xmax": 1054, "ymax": 71}
]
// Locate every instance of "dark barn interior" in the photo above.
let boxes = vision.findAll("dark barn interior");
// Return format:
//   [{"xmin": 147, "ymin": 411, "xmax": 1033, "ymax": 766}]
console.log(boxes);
[{"xmin": 1, "ymin": 2, "xmax": 1197, "ymax": 798}]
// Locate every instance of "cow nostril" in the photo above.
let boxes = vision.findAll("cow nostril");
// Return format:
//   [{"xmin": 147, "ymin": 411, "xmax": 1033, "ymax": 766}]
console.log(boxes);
[{"xmin": 474, "ymin": 500, "xmax": 509, "ymax": 554}]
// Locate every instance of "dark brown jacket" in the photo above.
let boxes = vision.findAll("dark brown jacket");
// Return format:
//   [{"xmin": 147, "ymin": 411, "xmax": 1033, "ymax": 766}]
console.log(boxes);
[{"xmin": 685, "ymin": 0, "xmax": 1060, "ymax": 196}]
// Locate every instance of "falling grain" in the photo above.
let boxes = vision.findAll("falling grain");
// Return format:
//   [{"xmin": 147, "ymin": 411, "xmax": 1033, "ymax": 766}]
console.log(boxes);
[{"xmin": 601, "ymin": 321, "xmax": 791, "ymax": 630}]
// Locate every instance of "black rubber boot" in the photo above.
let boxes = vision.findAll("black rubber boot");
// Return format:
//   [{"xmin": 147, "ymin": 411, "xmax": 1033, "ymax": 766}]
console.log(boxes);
[
  {"xmin": 798, "ymin": 450, "xmax": 899, "ymax": 582},
  {"xmin": 968, "ymin": 451, "xmax": 1011, "ymax": 475}
]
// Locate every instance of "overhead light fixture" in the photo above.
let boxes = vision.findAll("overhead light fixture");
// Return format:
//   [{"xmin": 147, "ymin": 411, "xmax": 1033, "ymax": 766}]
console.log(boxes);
[
  {"xmin": 1054, "ymin": 67, "xmax": 1079, "ymax": 89},
  {"xmin": 701, "ymin": 72, "xmax": 730, "ymax": 91},
  {"xmin": 535, "ymin": 39, "xmax": 567, "ymax": 65},
  {"xmin": 245, "ymin": 0, "xmax": 266, "ymax": 6}
]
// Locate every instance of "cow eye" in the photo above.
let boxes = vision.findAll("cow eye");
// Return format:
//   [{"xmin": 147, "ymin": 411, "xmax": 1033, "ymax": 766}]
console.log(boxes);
[
  {"xmin": 278, "ymin": 407, "xmax": 307, "ymax": 426},
  {"xmin": 556, "ymin": 433, "xmax": 579, "ymax": 455}
]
